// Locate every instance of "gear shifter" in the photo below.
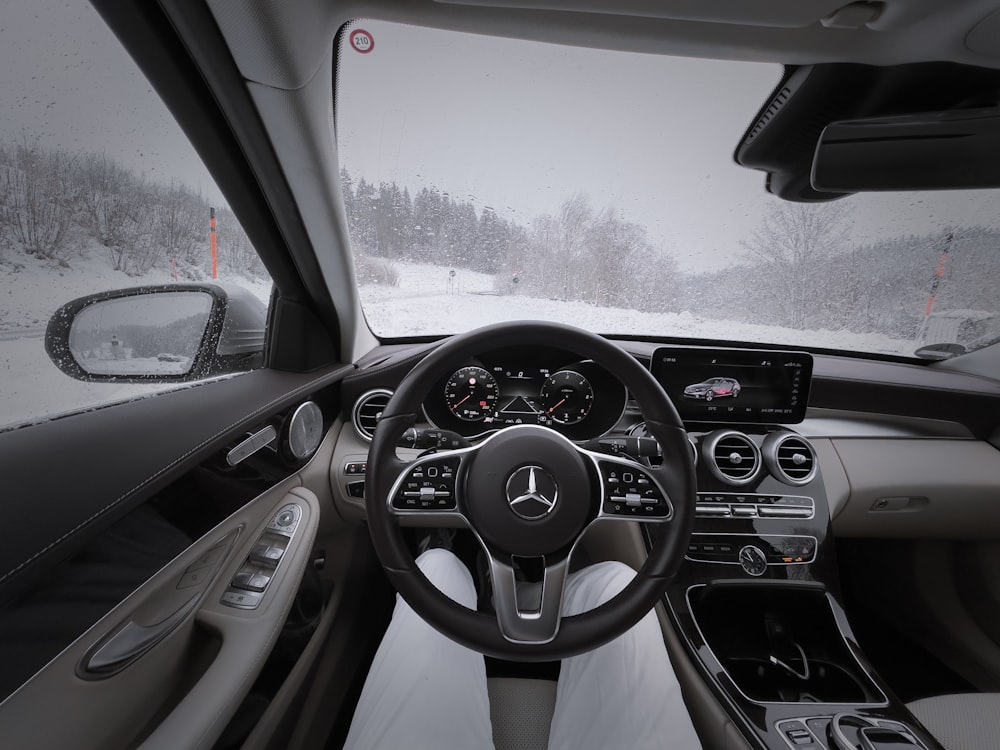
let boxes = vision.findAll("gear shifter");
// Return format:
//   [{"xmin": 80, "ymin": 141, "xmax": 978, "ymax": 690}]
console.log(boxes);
[{"xmin": 829, "ymin": 714, "xmax": 923, "ymax": 749}]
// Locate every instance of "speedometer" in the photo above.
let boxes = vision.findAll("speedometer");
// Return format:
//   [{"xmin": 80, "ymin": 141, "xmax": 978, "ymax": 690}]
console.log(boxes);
[
  {"xmin": 443, "ymin": 366, "xmax": 498, "ymax": 421},
  {"xmin": 540, "ymin": 370, "xmax": 594, "ymax": 425}
]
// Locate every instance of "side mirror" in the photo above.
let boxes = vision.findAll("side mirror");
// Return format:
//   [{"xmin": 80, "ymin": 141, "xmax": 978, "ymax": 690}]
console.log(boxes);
[
  {"xmin": 45, "ymin": 284, "xmax": 266, "ymax": 382},
  {"xmin": 913, "ymin": 342, "xmax": 967, "ymax": 361}
]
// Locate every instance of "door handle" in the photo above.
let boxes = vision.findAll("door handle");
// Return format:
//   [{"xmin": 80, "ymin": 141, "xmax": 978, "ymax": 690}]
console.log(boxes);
[{"xmin": 82, "ymin": 593, "xmax": 200, "ymax": 677}]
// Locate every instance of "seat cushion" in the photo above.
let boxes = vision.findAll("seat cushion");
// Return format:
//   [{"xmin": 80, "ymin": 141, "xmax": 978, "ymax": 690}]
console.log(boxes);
[
  {"xmin": 488, "ymin": 677, "xmax": 557, "ymax": 750},
  {"xmin": 908, "ymin": 693, "xmax": 1000, "ymax": 750}
]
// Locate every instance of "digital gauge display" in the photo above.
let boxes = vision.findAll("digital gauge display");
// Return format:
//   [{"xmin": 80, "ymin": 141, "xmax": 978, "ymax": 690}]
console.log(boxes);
[
  {"xmin": 540, "ymin": 370, "xmax": 594, "ymax": 425},
  {"xmin": 650, "ymin": 347, "xmax": 812, "ymax": 424},
  {"xmin": 443, "ymin": 366, "xmax": 498, "ymax": 421},
  {"xmin": 424, "ymin": 348, "xmax": 628, "ymax": 439}
]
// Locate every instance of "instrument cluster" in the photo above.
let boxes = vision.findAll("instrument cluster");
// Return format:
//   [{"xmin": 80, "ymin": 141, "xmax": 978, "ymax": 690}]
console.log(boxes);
[{"xmin": 422, "ymin": 346, "xmax": 628, "ymax": 440}]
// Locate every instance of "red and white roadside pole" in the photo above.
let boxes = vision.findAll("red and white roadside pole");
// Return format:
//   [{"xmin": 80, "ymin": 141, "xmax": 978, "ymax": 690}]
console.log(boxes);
[
  {"xmin": 924, "ymin": 231, "xmax": 953, "ymax": 319},
  {"xmin": 917, "ymin": 230, "xmax": 954, "ymax": 343},
  {"xmin": 210, "ymin": 206, "xmax": 218, "ymax": 279}
]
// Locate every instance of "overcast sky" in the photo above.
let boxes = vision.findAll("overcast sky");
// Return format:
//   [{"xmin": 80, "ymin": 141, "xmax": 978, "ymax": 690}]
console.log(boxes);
[
  {"xmin": 0, "ymin": 0, "xmax": 221, "ymax": 200},
  {"xmin": 336, "ymin": 19, "xmax": 998, "ymax": 272},
  {"xmin": 1, "ymin": 3, "xmax": 995, "ymax": 274}
]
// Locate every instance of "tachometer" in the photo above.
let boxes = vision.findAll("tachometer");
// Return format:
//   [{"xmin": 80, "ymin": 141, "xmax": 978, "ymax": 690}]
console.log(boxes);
[
  {"xmin": 540, "ymin": 370, "xmax": 594, "ymax": 425},
  {"xmin": 444, "ymin": 366, "xmax": 498, "ymax": 421}
]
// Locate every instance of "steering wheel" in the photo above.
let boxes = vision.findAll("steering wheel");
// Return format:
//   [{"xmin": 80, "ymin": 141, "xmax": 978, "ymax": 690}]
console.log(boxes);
[{"xmin": 365, "ymin": 321, "xmax": 695, "ymax": 661}]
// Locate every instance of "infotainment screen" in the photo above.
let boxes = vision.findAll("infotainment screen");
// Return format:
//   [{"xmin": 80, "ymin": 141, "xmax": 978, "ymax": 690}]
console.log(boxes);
[{"xmin": 649, "ymin": 347, "xmax": 812, "ymax": 424}]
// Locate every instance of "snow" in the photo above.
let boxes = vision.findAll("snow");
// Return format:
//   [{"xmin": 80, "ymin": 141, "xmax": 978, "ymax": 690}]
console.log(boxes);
[
  {"xmin": 81, "ymin": 356, "xmax": 191, "ymax": 376},
  {"xmin": 0, "ymin": 241, "xmax": 271, "ymax": 431},
  {"xmin": 360, "ymin": 261, "xmax": 914, "ymax": 355},
  {"xmin": 0, "ymin": 251, "xmax": 914, "ymax": 433}
]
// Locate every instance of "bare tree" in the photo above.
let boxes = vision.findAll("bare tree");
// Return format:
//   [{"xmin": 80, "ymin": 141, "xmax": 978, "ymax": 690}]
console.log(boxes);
[
  {"xmin": 152, "ymin": 182, "xmax": 203, "ymax": 276},
  {"xmin": 217, "ymin": 209, "xmax": 268, "ymax": 279},
  {"xmin": 557, "ymin": 194, "xmax": 592, "ymax": 298},
  {"xmin": 0, "ymin": 139, "xmax": 79, "ymax": 260},
  {"xmin": 78, "ymin": 153, "xmax": 158, "ymax": 275},
  {"xmin": 740, "ymin": 201, "xmax": 849, "ymax": 328},
  {"xmin": 581, "ymin": 208, "xmax": 668, "ymax": 309}
]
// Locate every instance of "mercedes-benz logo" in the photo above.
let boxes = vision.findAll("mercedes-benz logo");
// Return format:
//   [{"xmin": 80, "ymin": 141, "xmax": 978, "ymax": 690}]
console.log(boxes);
[{"xmin": 505, "ymin": 465, "xmax": 558, "ymax": 520}]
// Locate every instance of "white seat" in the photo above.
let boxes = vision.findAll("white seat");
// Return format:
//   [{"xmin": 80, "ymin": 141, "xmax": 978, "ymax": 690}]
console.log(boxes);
[{"xmin": 907, "ymin": 693, "xmax": 1000, "ymax": 750}]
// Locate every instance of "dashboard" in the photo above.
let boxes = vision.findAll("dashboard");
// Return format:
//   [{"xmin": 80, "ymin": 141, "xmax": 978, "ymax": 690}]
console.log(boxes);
[
  {"xmin": 331, "ymin": 333, "xmax": 1000, "ymax": 750},
  {"xmin": 420, "ymin": 344, "xmax": 813, "ymax": 441},
  {"xmin": 421, "ymin": 345, "xmax": 628, "ymax": 440}
]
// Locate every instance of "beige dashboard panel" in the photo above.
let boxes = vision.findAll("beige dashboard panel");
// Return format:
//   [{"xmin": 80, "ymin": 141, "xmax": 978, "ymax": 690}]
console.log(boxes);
[{"xmin": 832, "ymin": 438, "xmax": 1000, "ymax": 538}]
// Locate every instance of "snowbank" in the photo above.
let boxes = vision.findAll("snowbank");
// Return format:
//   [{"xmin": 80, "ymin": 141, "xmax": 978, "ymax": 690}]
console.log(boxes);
[{"xmin": 360, "ymin": 261, "xmax": 914, "ymax": 355}]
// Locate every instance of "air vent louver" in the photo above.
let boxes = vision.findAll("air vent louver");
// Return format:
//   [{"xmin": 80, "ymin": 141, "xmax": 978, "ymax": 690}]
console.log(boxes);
[
  {"xmin": 764, "ymin": 433, "xmax": 817, "ymax": 486},
  {"xmin": 704, "ymin": 431, "xmax": 761, "ymax": 486},
  {"xmin": 352, "ymin": 389, "xmax": 392, "ymax": 441}
]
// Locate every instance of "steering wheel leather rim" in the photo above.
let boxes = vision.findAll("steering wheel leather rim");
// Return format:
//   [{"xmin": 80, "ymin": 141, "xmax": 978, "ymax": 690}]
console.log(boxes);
[{"xmin": 365, "ymin": 320, "xmax": 696, "ymax": 661}]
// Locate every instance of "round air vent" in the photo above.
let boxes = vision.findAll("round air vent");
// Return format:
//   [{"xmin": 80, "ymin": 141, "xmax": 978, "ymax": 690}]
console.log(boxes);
[
  {"xmin": 352, "ymin": 389, "xmax": 392, "ymax": 441},
  {"xmin": 763, "ymin": 432, "xmax": 817, "ymax": 486},
  {"xmin": 703, "ymin": 430, "xmax": 761, "ymax": 486}
]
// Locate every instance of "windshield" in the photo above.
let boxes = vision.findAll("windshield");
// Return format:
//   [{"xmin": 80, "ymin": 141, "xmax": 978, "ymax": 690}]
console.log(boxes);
[{"xmin": 336, "ymin": 21, "xmax": 1000, "ymax": 358}]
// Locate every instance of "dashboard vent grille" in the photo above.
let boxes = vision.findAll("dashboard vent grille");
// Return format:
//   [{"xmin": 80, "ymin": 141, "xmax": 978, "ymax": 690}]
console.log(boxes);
[
  {"xmin": 705, "ymin": 431, "xmax": 761, "ymax": 486},
  {"xmin": 352, "ymin": 389, "xmax": 392, "ymax": 441},
  {"xmin": 768, "ymin": 434, "xmax": 817, "ymax": 485}
]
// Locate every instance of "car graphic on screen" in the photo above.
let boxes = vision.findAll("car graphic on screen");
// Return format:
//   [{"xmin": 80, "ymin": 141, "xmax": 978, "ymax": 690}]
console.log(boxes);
[{"xmin": 682, "ymin": 377, "xmax": 741, "ymax": 401}]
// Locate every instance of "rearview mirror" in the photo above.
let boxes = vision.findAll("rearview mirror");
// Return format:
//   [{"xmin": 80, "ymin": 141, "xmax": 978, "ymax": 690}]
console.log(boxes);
[
  {"xmin": 812, "ymin": 107, "xmax": 1000, "ymax": 192},
  {"xmin": 45, "ymin": 284, "xmax": 266, "ymax": 382}
]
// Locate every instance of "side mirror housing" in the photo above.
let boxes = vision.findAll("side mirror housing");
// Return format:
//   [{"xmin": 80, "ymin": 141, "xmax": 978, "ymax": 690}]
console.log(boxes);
[{"xmin": 45, "ymin": 284, "xmax": 266, "ymax": 383}]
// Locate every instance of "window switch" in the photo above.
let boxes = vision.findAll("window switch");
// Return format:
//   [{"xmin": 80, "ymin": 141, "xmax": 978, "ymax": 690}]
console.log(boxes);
[
  {"xmin": 250, "ymin": 544, "xmax": 284, "ymax": 568},
  {"xmin": 232, "ymin": 570, "xmax": 271, "ymax": 592}
]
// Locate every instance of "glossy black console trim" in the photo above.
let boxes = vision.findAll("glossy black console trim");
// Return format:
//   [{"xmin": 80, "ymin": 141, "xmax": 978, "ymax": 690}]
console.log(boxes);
[{"xmin": 657, "ymin": 426, "xmax": 945, "ymax": 750}]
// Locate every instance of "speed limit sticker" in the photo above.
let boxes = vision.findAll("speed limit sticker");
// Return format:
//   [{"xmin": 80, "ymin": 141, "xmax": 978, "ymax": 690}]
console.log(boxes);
[{"xmin": 350, "ymin": 29, "xmax": 374, "ymax": 54}]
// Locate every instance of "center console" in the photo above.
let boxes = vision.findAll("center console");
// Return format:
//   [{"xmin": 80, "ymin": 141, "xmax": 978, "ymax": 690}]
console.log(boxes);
[
  {"xmin": 646, "ymin": 347, "xmax": 939, "ymax": 749},
  {"xmin": 649, "ymin": 427, "xmax": 939, "ymax": 750}
]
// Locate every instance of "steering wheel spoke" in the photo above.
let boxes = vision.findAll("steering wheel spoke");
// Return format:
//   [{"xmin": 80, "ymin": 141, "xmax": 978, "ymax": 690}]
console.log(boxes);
[
  {"xmin": 388, "ymin": 449, "xmax": 469, "ymax": 515},
  {"xmin": 582, "ymin": 450, "xmax": 674, "ymax": 522},
  {"xmin": 485, "ymin": 550, "xmax": 570, "ymax": 645}
]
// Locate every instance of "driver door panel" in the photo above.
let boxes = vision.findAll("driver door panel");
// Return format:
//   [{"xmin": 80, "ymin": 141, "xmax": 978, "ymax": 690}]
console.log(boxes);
[{"xmin": 0, "ymin": 483, "xmax": 320, "ymax": 750}]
